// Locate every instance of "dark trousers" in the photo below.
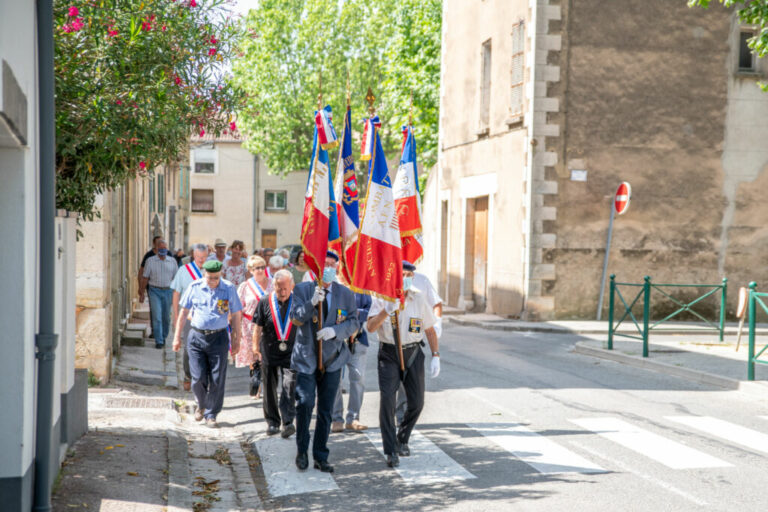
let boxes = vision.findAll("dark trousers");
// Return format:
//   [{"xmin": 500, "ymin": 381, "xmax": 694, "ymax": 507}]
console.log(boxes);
[
  {"xmin": 378, "ymin": 343, "xmax": 425, "ymax": 455},
  {"xmin": 187, "ymin": 329, "xmax": 229, "ymax": 419},
  {"xmin": 295, "ymin": 369, "xmax": 341, "ymax": 462},
  {"xmin": 262, "ymin": 363, "xmax": 297, "ymax": 428}
]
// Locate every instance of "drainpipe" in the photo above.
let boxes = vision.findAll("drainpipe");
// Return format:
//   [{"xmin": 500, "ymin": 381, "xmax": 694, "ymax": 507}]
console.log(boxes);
[
  {"xmin": 34, "ymin": 1, "xmax": 59, "ymax": 511},
  {"xmin": 252, "ymin": 154, "xmax": 259, "ymax": 251}
]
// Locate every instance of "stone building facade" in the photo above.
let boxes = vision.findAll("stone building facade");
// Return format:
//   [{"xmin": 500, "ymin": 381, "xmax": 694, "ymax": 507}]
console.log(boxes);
[{"xmin": 422, "ymin": 0, "xmax": 768, "ymax": 319}]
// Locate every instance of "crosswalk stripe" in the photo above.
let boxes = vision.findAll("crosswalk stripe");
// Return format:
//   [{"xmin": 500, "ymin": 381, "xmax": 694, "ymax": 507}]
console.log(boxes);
[
  {"xmin": 570, "ymin": 418, "xmax": 731, "ymax": 469},
  {"xmin": 667, "ymin": 416, "xmax": 768, "ymax": 455},
  {"xmin": 469, "ymin": 422, "xmax": 605, "ymax": 474},
  {"xmin": 252, "ymin": 436, "xmax": 338, "ymax": 497},
  {"xmin": 364, "ymin": 429, "xmax": 476, "ymax": 485}
]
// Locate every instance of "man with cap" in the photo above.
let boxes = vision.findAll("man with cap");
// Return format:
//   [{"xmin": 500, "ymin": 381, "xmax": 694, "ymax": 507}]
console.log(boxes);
[
  {"xmin": 289, "ymin": 251, "xmax": 360, "ymax": 473},
  {"xmin": 366, "ymin": 260, "xmax": 440, "ymax": 468},
  {"xmin": 170, "ymin": 243, "xmax": 208, "ymax": 391},
  {"xmin": 207, "ymin": 238, "xmax": 228, "ymax": 262},
  {"xmin": 140, "ymin": 239, "xmax": 179, "ymax": 349},
  {"xmin": 172, "ymin": 260, "xmax": 243, "ymax": 427}
]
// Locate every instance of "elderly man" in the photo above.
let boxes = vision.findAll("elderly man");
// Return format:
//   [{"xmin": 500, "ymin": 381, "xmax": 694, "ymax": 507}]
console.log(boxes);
[
  {"xmin": 207, "ymin": 238, "xmax": 228, "ymax": 262},
  {"xmin": 367, "ymin": 260, "xmax": 440, "ymax": 468},
  {"xmin": 138, "ymin": 235, "xmax": 162, "ymax": 338},
  {"xmin": 253, "ymin": 269, "xmax": 298, "ymax": 438},
  {"xmin": 140, "ymin": 240, "xmax": 178, "ymax": 349},
  {"xmin": 173, "ymin": 260, "xmax": 243, "ymax": 427},
  {"xmin": 267, "ymin": 255, "xmax": 284, "ymax": 279},
  {"xmin": 170, "ymin": 243, "xmax": 208, "ymax": 390},
  {"xmin": 290, "ymin": 251, "xmax": 359, "ymax": 473}
]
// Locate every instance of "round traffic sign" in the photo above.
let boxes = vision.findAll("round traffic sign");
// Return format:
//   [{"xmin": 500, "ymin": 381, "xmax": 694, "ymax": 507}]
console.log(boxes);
[{"xmin": 614, "ymin": 182, "xmax": 631, "ymax": 215}]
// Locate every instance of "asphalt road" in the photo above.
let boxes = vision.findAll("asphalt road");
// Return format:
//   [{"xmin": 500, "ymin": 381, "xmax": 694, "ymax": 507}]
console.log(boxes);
[{"xmin": 222, "ymin": 322, "xmax": 768, "ymax": 511}]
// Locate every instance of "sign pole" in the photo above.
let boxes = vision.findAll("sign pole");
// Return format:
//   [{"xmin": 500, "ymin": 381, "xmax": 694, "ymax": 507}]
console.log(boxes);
[{"xmin": 596, "ymin": 201, "xmax": 615, "ymax": 321}]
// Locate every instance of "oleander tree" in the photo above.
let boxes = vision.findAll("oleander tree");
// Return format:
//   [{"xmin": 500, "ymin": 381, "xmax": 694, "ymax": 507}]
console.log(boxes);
[
  {"xmin": 232, "ymin": 0, "xmax": 442, "ymax": 177},
  {"xmin": 55, "ymin": 0, "xmax": 244, "ymax": 219}
]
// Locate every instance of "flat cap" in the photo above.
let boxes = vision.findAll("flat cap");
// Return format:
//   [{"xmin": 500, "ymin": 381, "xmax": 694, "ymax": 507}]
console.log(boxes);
[
  {"xmin": 326, "ymin": 251, "xmax": 340, "ymax": 261},
  {"xmin": 214, "ymin": 238, "xmax": 227, "ymax": 247},
  {"xmin": 402, "ymin": 260, "xmax": 416, "ymax": 272},
  {"xmin": 203, "ymin": 260, "xmax": 223, "ymax": 272}
]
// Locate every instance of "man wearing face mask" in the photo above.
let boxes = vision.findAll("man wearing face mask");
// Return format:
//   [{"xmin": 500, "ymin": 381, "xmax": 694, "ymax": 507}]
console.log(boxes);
[
  {"xmin": 289, "ymin": 251, "xmax": 359, "ymax": 473},
  {"xmin": 366, "ymin": 261, "xmax": 440, "ymax": 468},
  {"xmin": 140, "ymin": 239, "xmax": 179, "ymax": 349}
]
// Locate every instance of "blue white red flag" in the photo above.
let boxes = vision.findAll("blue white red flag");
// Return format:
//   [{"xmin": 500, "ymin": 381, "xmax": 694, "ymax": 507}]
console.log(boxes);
[
  {"xmin": 394, "ymin": 125, "xmax": 424, "ymax": 264},
  {"xmin": 351, "ymin": 119, "xmax": 403, "ymax": 302},
  {"xmin": 359, "ymin": 116, "xmax": 381, "ymax": 162},
  {"xmin": 334, "ymin": 106, "xmax": 360, "ymax": 284},
  {"xmin": 315, "ymin": 105, "xmax": 339, "ymax": 150}
]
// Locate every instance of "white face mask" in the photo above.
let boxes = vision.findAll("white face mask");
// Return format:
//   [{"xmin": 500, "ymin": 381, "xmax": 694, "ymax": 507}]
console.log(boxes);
[{"xmin": 403, "ymin": 276, "xmax": 413, "ymax": 291}]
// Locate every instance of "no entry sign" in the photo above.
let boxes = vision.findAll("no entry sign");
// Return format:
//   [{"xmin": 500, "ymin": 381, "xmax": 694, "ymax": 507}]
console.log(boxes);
[{"xmin": 614, "ymin": 182, "xmax": 631, "ymax": 215}]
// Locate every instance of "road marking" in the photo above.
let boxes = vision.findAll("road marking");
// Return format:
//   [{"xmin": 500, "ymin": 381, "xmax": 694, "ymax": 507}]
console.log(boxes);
[
  {"xmin": 569, "ymin": 441, "xmax": 708, "ymax": 507},
  {"xmin": 469, "ymin": 422, "xmax": 605, "ymax": 474},
  {"xmin": 364, "ymin": 429, "xmax": 476, "ymax": 485},
  {"xmin": 667, "ymin": 415, "xmax": 768, "ymax": 455},
  {"xmin": 570, "ymin": 418, "xmax": 731, "ymax": 469},
  {"xmin": 252, "ymin": 436, "xmax": 338, "ymax": 497}
]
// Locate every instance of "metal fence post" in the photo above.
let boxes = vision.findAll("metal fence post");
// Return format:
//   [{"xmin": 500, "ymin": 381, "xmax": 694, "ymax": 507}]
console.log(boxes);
[
  {"xmin": 748, "ymin": 282, "xmax": 757, "ymax": 381},
  {"xmin": 643, "ymin": 276, "xmax": 651, "ymax": 358},
  {"xmin": 720, "ymin": 278, "xmax": 727, "ymax": 342},
  {"xmin": 608, "ymin": 274, "xmax": 615, "ymax": 350}
]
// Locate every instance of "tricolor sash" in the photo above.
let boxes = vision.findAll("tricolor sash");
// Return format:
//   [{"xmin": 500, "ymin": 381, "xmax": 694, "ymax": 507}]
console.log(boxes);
[
  {"xmin": 269, "ymin": 292, "xmax": 293, "ymax": 341},
  {"xmin": 185, "ymin": 261, "xmax": 202, "ymax": 280},
  {"xmin": 245, "ymin": 277, "xmax": 267, "ymax": 301}
]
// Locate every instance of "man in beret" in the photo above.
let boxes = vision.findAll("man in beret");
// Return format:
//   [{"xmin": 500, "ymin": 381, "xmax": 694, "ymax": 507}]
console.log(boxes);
[
  {"xmin": 172, "ymin": 259, "xmax": 243, "ymax": 428},
  {"xmin": 289, "ymin": 251, "xmax": 359, "ymax": 473},
  {"xmin": 367, "ymin": 260, "xmax": 440, "ymax": 468}
]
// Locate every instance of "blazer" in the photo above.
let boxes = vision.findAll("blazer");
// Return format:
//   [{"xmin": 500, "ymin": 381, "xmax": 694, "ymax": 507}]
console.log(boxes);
[{"xmin": 289, "ymin": 280, "xmax": 360, "ymax": 374}]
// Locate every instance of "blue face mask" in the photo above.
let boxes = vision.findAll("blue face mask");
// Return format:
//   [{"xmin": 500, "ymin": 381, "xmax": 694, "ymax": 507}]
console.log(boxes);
[
  {"xmin": 322, "ymin": 266, "xmax": 337, "ymax": 283},
  {"xmin": 157, "ymin": 248, "xmax": 168, "ymax": 256},
  {"xmin": 403, "ymin": 276, "xmax": 413, "ymax": 291},
  {"xmin": 284, "ymin": 257, "xmax": 290, "ymax": 266}
]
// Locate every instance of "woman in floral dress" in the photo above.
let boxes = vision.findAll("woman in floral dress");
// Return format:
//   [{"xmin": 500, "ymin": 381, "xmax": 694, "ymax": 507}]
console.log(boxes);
[
  {"xmin": 223, "ymin": 240, "xmax": 248, "ymax": 286},
  {"xmin": 236, "ymin": 255, "xmax": 272, "ymax": 372}
]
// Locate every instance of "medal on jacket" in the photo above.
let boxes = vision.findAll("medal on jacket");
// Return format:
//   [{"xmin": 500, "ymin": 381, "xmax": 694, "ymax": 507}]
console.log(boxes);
[{"xmin": 269, "ymin": 292, "xmax": 292, "ymax": 351}]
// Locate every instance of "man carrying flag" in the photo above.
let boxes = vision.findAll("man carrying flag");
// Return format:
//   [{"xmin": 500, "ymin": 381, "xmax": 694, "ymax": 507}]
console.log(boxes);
[{"xmin": 394, "ymin": 124, "xmax": 424, "ymax": 265}]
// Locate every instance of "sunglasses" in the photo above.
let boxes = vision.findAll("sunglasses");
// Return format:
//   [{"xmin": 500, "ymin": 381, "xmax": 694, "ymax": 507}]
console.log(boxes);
[{"xmin": 254, "ymin": 266, "xmax": 266, "ymax": 270}]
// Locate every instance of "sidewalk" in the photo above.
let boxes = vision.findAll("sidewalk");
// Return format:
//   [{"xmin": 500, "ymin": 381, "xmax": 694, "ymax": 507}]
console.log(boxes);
[
  {"xmin": 52, "ymin": 335, "xmax": 263, "ymax": 512},
  {"xmin": 446, "ymin": 312, "xmax": 768, "ymax": 397}
]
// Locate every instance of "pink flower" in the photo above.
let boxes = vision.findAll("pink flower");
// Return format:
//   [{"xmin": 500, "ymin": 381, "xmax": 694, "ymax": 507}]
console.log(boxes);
[
  {"xmin": 229, "ymin": 121, "xmax": 236, "ymax": 132},
  {"xmin": 139, "ymin": 161, "xmax": 147, "ymax": 170},
  {"xmin": 199, "ymin": 128, "xmax": 205, "ymax": 137},
  {"xmin": 142, "ymin": 21, "xmax": 151, "ymax": 31},
  {"xmin": 161, "ymin": 25, "xmax": 167, "ymax": 32},
  {"xmin": 190, "ymin": 0, "xmax": 197, "ymax": 7},
  {"xmin": 108, "ymin": 29, "xmax": 119, "ymax": 37},
  {"xmin": 208, "ymin": 47, "xmax": 217, "ymax": 56},
  {"xmin": 115, "ymin": 99, "xmax": 123, "ymax": 105},
  {"xmin": 68, "ymin": 6, "xmax": 79, "ymax": 17},
  {"xmin": 61, "ymin": 24, "xmax": 73, "ymax": 33},
  {"xmin": 174, "ymin": 76, "xmax": 182, "ymax": 86},
  {"xmin": 70, "ymin": 17, "xmax": 84, "ymax": 31},
  {"xmin": 209, "ymin": 36, "xmax": 218, "ymax": 44}
]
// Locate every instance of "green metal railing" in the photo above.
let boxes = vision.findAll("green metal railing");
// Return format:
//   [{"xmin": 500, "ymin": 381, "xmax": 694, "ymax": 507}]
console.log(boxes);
[
  {"xmin": 747, "ymin": 282, "xmax": 768, "ymax": 380},
  {"xmin": 607, "ymin": 275, "xmax": 727, "ymax": 357}
]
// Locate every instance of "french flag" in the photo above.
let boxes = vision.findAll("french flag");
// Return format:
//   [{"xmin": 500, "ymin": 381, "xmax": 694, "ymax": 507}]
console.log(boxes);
[
  {"xmin": 334, "ymin": 106, "xmax": 360, "ymax": 284},
  {"xmin": 314, "ymin": 105, "xmax": 339, "ymax": 150},
  {"xmin": 394, "ymin": 125, "xmax": 424, "ymax": 264},
  {"xmin": 300, "ymin": 112, "xmax": 335, "ymax": 282},
  {"xmin": 351, "ymin": 117, "xmax": 403, "ymax": 303}
]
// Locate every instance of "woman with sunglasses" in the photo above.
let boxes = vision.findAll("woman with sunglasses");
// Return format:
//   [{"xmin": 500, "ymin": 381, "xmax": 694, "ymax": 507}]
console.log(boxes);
[{"xmin": 235, "ymin": 255, "xmax": 273, "ymax": 378}]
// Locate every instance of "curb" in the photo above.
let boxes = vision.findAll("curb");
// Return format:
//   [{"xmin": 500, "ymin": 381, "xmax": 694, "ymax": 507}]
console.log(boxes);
[
  {"xmin": 167, "ymin": 431, "xmax": 192, "ymax": 512},
  {"xmin": 572, "ymin": 341, "xmax": 768, "ymax": 399}
]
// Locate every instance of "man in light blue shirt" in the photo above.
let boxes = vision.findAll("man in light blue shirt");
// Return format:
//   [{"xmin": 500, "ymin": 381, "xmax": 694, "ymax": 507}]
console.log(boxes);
[{"xmin": 173, "ymin": 260, "xmax": 242, "ymax": 427}]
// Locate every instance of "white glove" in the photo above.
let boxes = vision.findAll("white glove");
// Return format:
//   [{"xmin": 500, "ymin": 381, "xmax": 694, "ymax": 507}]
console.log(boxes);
[
  {"xmin": 384, "ymin": 300, "xmax": 400, "ymax": 314},
  {"xmin": 430, "ymin": 357, "xmax": 440, "ymax": 378},
  {"xmin": 433, "ymin": 317, "xmax": 443, "ymax": 338},
  {"xmin": 317, "ymin": 326, "xmax": 336, "ymax": 341},
  {"xmin": 311, "ymin": 286, "xmax": 326, "ymax": 306}
]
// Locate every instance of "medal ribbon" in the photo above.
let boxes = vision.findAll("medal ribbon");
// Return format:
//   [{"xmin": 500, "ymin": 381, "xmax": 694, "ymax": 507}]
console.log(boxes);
[
  {"xmin": 269, "ymin": 292, "xmax": 293, "ymax": 341},
  {"xmin": 185, "ymin": 261, "xmax": 202, "ymax": 280}
]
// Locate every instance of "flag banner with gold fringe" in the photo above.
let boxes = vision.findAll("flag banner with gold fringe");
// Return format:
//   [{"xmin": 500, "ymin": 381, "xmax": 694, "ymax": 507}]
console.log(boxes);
[{"xmin": 394, "ymin": 124, "xmax": 424, "ymax": 264}]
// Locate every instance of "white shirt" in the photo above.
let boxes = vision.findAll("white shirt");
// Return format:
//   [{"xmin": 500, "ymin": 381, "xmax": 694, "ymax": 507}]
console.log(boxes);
[
  {"xmin": 413, "ymin": 272, "xmax": 441, "ymax": 308},
  {"xmin": 143, "ymin": 255, "xmax": 179, "ymax": 288},
  {"xmin": 369, "ymin": 288, "xmax": 436, "ymax": 346}
]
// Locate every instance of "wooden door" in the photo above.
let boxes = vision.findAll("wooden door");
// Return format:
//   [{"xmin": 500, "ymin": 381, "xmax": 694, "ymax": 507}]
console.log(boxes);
[
  {"xmin": 439, "ymin": 200, "xmax": 449, "ymax": 299},
  {"xmin": 261, "ymin": 229, "xmax": 277, "ymax": 249},
  {"xmin": 472, "ymin": 196, "xmax": 488, "ymax": 310}
]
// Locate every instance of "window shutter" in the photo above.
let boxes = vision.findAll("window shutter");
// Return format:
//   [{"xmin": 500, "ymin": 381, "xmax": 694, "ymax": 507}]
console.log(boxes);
[{"xmin": 510, "ymin": 22, "xmax": 525, "ymax": 117}]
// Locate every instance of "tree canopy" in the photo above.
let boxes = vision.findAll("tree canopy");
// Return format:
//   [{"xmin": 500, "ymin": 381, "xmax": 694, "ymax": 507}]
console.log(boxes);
[
  {"xmin": 689, "ymin": 1, "xmax": 768, "ymax": 57},
  {"xmin": 55, "ymin": 0, "xmax": 243, "ymax": 219},
  {"xmin": 232, "ymin": 0, "xmax": 442, "ymax": 177}
]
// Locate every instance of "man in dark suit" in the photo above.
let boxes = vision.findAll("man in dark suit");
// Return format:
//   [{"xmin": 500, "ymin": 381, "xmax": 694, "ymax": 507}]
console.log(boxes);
[{"xmin": 290, "ymin": 251, "xmax": 360, "ymax": 473}]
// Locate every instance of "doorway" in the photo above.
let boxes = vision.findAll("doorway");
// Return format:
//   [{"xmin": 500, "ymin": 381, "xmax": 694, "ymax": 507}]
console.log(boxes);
[
  {"xmin": 261, "ymin": 229, "xmax": 277, "ymax": 250},
  {"xmin": 468, "ymin": 196, "xmax": 488, "ymax": 311}
]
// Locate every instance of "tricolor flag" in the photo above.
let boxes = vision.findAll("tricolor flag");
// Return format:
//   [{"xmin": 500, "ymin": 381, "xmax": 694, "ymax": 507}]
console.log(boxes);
[
  {"xmin": 351, "ymin": 117, "xmax": 403, "ymax": 302},
  {"xmin": 300, "ymin": 107, "xmax": 338, "ymax": 281},
  {"xmin": 394, "ymin": 125, "xmax": 424, "ymax": 264},
  {"xmin": 315, "ymin": 105, "xmax": 339, "ymax": 150},
  {"xmin": 334, "ymin": 106, "xmax": 360, "ymax": 284},
  {"xmin": 359, "ymin": 116, "xmax": 380, "ymax": 162}
]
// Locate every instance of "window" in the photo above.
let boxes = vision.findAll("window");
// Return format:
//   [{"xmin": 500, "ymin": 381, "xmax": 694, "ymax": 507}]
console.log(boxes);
[
  {"xmin": 193, "ymin": 148, "xmax": 217, "ymax": 174},
  {"xmin": 479, "ymin": 39, "xmax": 492, "ymax": 131},
  {"xmin": 738, "ymin": 30, "xmax": 756, "ymax": 72},
  {"xmin": 191, "ymin": 189, "xmax": 214, "ymax": 212},
  {"xmin": 158, "ymin": 174, "xmax": 165, "ymax": 212},
  {"xmin": 149, "ymin": 179, "xmax": 155, "ymax": 213},
  {"xmin": 265, "ymin": 190, "xmax": 287, "ymax": 211},
  {"xmin": 510, "ymin": 22, "xmax": 525, "ymax": 119}
]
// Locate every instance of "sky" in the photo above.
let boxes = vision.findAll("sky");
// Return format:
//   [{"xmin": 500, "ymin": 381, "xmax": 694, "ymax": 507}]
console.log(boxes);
[{"xmin": 230, "ymin": 0, "xmax": 260, "ymax": 17}]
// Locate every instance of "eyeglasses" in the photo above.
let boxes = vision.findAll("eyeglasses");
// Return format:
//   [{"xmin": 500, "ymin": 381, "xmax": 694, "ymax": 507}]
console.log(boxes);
[{"xmin": 254, "ymin": 266, "xmax": 266, "ymax": 270}]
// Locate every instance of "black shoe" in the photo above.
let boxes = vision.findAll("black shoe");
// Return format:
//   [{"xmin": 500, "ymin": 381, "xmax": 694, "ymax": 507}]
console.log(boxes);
[
  {"xmin": 314, "ymin": 460, "xmax": 334, "ymax": 473},
  {"xmin": 295, "ymin": 452, "xmax": 308, "ymax": 471},
  {"xmin": 281, "ymin": 423, "xmax": 296, "ymax": 439},
  {"xmin": 266, "ymin": 425, "xmax": 280, "ymax": 436},
  {"xmin": 397, "ymin": 442, "xmax": 410, "ymax": 457},
  {"xmin": 387, "ymin": 453, "xmax": 400, "ymax": 468},
  {"xmin": 155, "ymin": 343, "xmax": 164, "ymax": 349}
]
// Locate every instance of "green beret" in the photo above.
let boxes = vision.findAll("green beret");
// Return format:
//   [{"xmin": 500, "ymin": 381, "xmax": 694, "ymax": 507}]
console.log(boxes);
[{"xmin": 203, "ymin": 260, "xmax": 223, "ymax": 273}]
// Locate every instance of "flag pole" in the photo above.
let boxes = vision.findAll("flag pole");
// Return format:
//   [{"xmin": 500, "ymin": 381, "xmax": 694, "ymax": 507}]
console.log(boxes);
[{"xmin": 316, "ymin": 71, "xmax": 325, "ymax": 373}]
